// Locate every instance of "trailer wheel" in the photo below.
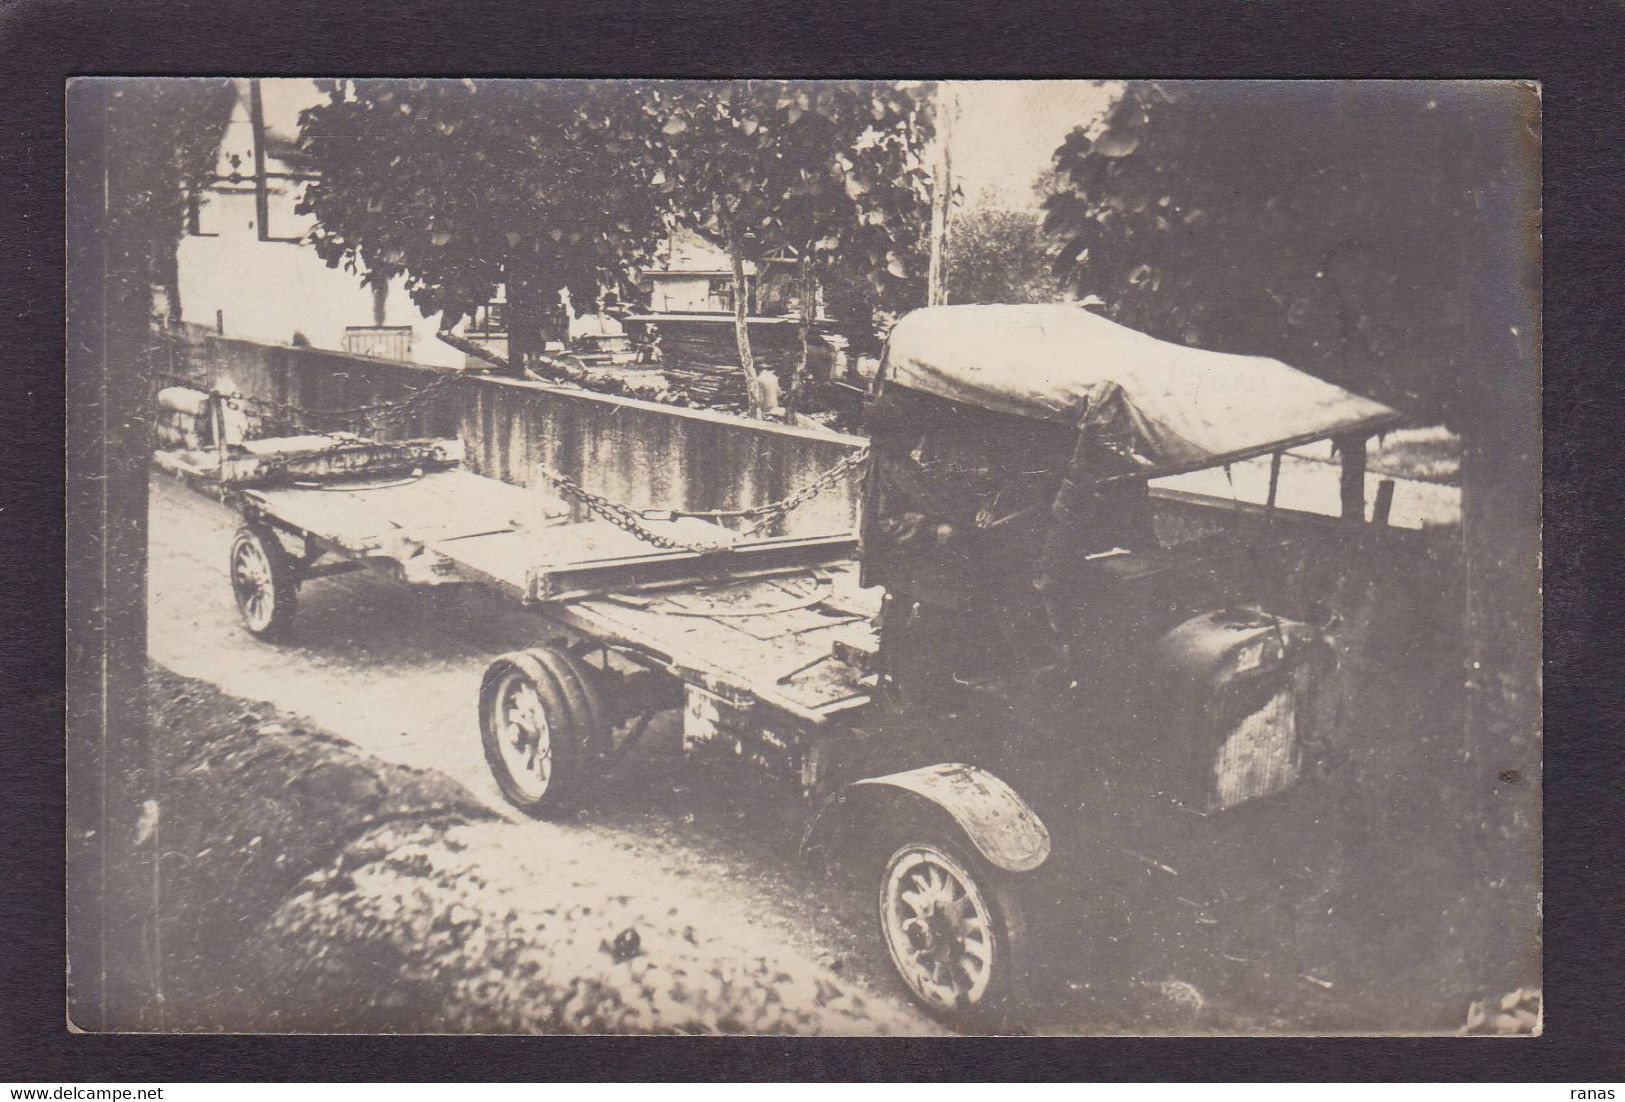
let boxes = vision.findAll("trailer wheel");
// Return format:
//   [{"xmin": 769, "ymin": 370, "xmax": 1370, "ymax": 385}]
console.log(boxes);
[
  {"xmin": 479, "ymin": 646, "xmax": 607, "ymax": 818},
  {"xmin": 877, "ymin": 833, "xmax": 1030, "ymax": 1026},
  {"xmin": 230, "ymin": 524, "xmax": 299, "ymax": 640}
]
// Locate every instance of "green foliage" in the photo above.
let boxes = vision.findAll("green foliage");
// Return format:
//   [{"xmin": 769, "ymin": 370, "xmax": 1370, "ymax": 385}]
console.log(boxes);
[
  {"xmin": 294, "ymin": 79, "xmax": 936, "ymax": 389},
  {"xmin": 106, "ymin": 78, "xmax": 237, "ymax": 238},
  {"xmin": 644, "ymin": 79, "xmax": 934, "ymax": 386},
  {"xmin": 104, "ymin": 78, "xmax": 237, "ymax": 320},
  {"xmin": 611, "ymin": 80, "xmax": 935, "ymax": 411},
  {"xmin": 642, "ymin": 80, "xmax": 934, "ymax": 298},
  {"xmin": 295, "ymin": 79, "xmax": 669, "ymax": 364},
  {"xmin": 944, "ymin": 204, "xmax": 1065, "ymax": 306},
  {"xmin": 1043, "ymin": 81, "xmax": 1539, "ymax": 427}
]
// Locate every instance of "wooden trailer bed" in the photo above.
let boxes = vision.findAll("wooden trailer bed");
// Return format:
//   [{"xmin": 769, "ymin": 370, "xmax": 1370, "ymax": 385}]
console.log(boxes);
[
  {"xmin": 155, "ymin": 412, "xmax": 877, "ymax": 726},
  {"xmin": 220, "ymin": 465, "xmax": 877, "ymax": 726},
  {"xmin": 548, "ymin": 564, "xmax": 880, "ymax": 729}
]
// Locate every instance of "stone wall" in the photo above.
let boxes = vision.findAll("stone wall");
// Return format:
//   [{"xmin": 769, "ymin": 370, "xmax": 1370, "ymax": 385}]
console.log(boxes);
[
  {"xmin": 159, "ymin": 326, "xmax": 461, "ymax": 441},
  {"xmin": 460, "ymin": 374, "xmax": 864, "ymax": 538}
]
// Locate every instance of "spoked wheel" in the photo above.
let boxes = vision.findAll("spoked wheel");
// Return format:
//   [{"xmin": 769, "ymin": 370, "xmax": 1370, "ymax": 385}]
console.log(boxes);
[
  {"xmin": 229, "ymin": 524, "xmax": 298, "ymax": 640},
  {"xmin": 479, "ymin": 646, "xmax": 607, "ymax": 818},
  {"xmin": 878, "ymin": 837, "xmax": 1028, "ymax": 1025}
]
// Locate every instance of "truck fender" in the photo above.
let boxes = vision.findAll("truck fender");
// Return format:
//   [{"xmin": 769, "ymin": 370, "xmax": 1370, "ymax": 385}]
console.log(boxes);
[{"xmin": 801, "ymin": 762, "xmax": 1051, "ymax": 873}]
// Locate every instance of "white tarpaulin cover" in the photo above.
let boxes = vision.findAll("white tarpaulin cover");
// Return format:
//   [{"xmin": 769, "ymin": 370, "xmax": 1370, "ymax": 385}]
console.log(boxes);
[{"xmin": 880, "ymin": 304, "xmax": 1402, "ymax": 475}]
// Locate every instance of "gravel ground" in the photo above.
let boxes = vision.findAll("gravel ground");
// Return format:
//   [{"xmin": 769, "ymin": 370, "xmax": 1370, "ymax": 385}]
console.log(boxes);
[
  {"xmin": 262, "ymin": 818, "xmax": 916, "ymax": 1034},
  {"xmin": 150, "ymin": 665, "xmax": 930, "ymax": 1035}
]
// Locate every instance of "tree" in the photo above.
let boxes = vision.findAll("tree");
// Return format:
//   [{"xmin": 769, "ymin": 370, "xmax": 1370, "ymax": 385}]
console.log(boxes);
[
  {"xmin": 295, "ymin": 79, "xmax": 668, "ymax": 374},
  {"xmin": 1042, "ymin": 82, "xmax": 1537, "ymax": 428},
  {"xmin": 115, "ymin": 79, "xmax": 239, "ymax": 324},
  {"xmin": 818, "ymin": 173, "xmax": 932, "ymax": 359},
  {"xmin": 1043, "ymin": 80, "xmax": 1541, "ymax": 975},
  {"xmin": 642, "ymin": 80, "xmax": 935, "ymax": 416},
  {"xmin": 944, "ymin": 198, "xmax": 1066, "ymax": 306},
  {"xmin": 67, "ymin": 78, "xmax": 235, "ymax": 1029}
]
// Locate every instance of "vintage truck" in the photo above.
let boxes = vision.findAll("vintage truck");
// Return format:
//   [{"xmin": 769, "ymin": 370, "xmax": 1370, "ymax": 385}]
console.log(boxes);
[{"xmin": 167, "ymin": 303, "xmax": 1401, "ymax": 1025}]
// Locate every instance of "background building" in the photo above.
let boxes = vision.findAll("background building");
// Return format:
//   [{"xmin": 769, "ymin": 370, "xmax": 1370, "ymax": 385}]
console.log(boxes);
[
  {"xmin": 174, "ymin": 78, "xmax": 465, "ymax": 368},
  {"xmin": 636, "ymin": 227, "xmax": 809, "ymax": 316}
]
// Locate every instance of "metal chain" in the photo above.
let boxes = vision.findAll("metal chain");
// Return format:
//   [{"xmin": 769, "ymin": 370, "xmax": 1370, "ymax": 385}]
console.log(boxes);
[
  {"xmin": 248, "ymin": 437, "xmax": 454, "ymax": 485},
  {"xmin": 155, "ymin": 371, "xmax": 459, "ymax": 486},
  {"xmin": 174, "ymin": 372, "xmax": 463, "ymax": 436},
  {"xmin": 542, "ymin": 470, "xmax": 733, "ymax": 554},
  {"xmin": 740, "ymin": 446, "xmax": 871, "ymax": 536},
  {"xmin": 241, "ymin": 433, "xmax": 374, "ymax": 484},
  {"xmin": 159, "ymin": 367, "xmax": 864, "ymax": 547},
  {"xmin": 540, "ymin": 445, "xmax": 871, "ymax": 553}
]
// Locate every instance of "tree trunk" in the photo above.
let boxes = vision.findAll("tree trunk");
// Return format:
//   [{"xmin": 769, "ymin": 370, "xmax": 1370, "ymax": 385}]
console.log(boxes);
[
  {"xmin": 156, "ymin": 234, "xmax": 184, "ymax": 327},
  {"xmin": 67, "ymin": 79, "xmax": 162, "ymax": 1031},
  {"xmin": 784, "ymin": 252, "xmax": 816, "ymax": 421},
  {"xmin": 927, "ymin": 85, "xmax": 955, "ymax": 308},
  {"xmin": 726, "ymin": 230, "xmax": 761, "ymax": 416},
  {"xmin": 505, "ymin": 264, "xmax": 545, "ymax": 379}
]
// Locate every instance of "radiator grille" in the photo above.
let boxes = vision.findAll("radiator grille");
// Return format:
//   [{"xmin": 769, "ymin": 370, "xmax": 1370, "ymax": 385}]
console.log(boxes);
[{"xmin": 1211, "ymin": 672, "xmax": 1304, "ymax": 810}]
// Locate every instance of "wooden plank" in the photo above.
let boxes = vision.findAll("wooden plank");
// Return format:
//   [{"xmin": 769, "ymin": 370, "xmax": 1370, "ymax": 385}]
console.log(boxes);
[
  {"xmin": 543, "ymin": 599, "xmax": 798, "ymax": 715},
  {"xmin": 715, "ymin": 603, "xmax": 857, "ymax": 642},
  {"xmin": 230, "ymin": 463, "xmax": 876, "ymax": 721},
  {"xmin": 540, "ymin": 562, "xmax": 877, "ymax": 725},
  {"xmin": 819, "ymin": 568, "xmax": 885, "ymax": 619},
  {"xmin": 242, "ymin": 468, "xmax": 557, "ymax": 556},
  {"xmin": 526, "ymin": 533, "xmax": 858, "ymax": 602},
  {"xmin": 436, "ymin": 520, "xmax": 706, "ymax": 594},
  {"xmin": 422, "ymin": 529, "xmax": 551, "ymax": 599},
  {"xmin": 659, "ymin": 571, "xmax": 830, "ymax": 624},
  {"xmin": 775, "ymin": 643, "xmax": 874, "ymax": 711}
]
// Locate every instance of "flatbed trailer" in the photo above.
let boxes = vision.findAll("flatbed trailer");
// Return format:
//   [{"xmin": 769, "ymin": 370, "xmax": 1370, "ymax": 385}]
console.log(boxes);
[
  {"xmin": 238, "ymin": 464, "xmax": 880, "ymax": 724},
  {"xmin": 156, "ymin": 428, "xmax": 880, "ymax": 750}
]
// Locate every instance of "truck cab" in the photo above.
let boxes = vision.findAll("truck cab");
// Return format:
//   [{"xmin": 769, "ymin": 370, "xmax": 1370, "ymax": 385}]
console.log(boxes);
[{"xmin": 805, "ymin": 303, "xmax": 1401, "ymax": 1022}]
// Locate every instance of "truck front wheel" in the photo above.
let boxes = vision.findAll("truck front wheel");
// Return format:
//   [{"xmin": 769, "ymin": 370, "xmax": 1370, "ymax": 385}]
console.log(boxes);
[{"xmin": 877, "ymin": 835, "xmax": 1029, "ymax": 1025}]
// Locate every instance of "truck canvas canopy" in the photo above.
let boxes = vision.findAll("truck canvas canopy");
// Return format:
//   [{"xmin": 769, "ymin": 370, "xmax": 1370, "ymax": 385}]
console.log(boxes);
[{"xmin": 878, "ymin": 304, "xmax": 1403, "ymax": 478}]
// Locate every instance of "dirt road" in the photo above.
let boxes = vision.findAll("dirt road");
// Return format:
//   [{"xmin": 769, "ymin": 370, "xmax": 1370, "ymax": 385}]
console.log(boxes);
[{"xmin": 148, "ymin": 471, "xmax": 939, "ymax": 1034}]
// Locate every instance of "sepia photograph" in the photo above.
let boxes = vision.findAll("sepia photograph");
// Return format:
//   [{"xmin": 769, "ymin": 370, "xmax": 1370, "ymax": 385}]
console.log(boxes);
[{"xmin": 64, "ymin": 77, "xmax": 1542, "ymax": 1037}]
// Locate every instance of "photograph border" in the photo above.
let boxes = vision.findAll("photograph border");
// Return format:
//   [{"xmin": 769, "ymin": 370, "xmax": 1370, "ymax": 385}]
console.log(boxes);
[{"xmin": 7, "ymin": 0, "xmax": 1618, "ymax": 1081}]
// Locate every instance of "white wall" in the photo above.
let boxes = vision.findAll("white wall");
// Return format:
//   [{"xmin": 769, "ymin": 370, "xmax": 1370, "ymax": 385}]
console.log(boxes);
[
  {"xmin": 176, "ymin": 221, "xmax": 465, "ymax": 368},
  {"xmin": 647, "ymin": 275, "xmax": 716, "ymax": 313},
  {"xmin": 176, "ymin": 78, "xmax": 465, "ymax": 369}
]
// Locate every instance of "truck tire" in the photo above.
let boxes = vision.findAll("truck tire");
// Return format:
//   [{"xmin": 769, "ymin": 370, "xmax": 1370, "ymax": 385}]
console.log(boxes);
[
  {"xmin": 229, "ymin": 524, "xmax": 299, "ymax": 641},
  {"xmin": 479, "ymin": 645, "xmax": 608, "ymax": 818},
  {"xmin": 876, "ymin": 831, "xmax": 1031, "ymax": 1027}
]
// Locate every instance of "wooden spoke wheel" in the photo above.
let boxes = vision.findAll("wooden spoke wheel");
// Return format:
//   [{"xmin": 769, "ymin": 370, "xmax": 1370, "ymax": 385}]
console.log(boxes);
[
  {"xmin": 229, "ymin": 524, "xmax": 299, "ymax": 640},
  {"xmin": 878, "ymin": 836, "xmax": 1028, "ymax": 1024}
]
